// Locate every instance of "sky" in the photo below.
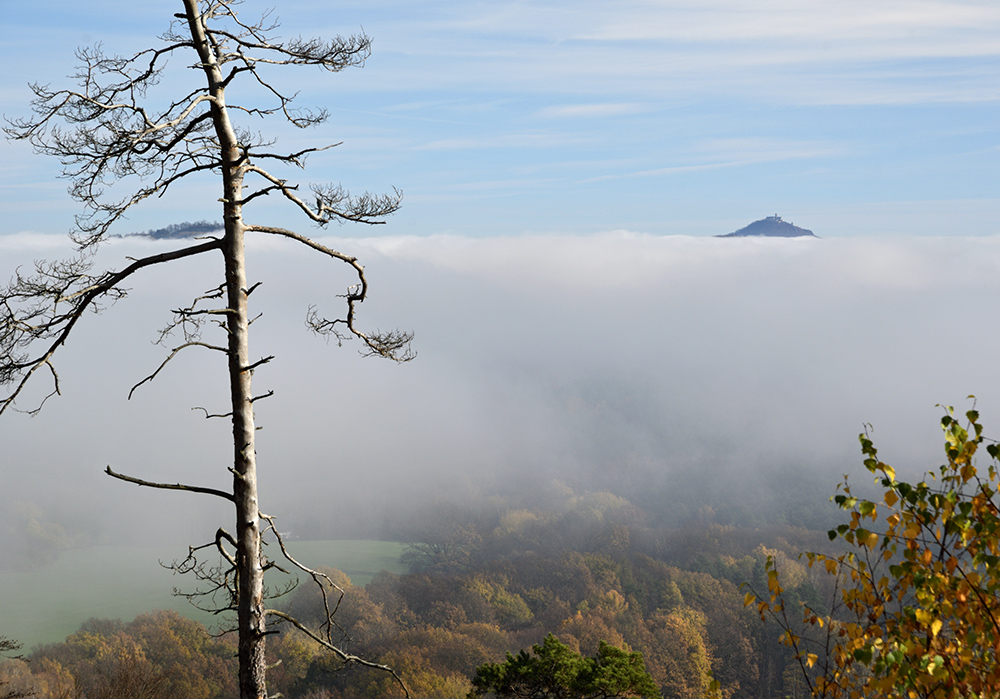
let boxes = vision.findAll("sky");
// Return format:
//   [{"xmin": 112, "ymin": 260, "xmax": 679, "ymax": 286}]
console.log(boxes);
[
  {"xmin": 0, "ymin": 0, "xmax": 999, "ymax": 643},
  {"xmin": 0, "ymin": 0, "xmax": 997, "ymax": 237}
]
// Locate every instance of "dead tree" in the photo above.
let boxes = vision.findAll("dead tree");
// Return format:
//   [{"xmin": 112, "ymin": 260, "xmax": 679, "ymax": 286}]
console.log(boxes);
[{"xmin": 0, "ymin": 2, "xmax": 412, "ymax": 698}]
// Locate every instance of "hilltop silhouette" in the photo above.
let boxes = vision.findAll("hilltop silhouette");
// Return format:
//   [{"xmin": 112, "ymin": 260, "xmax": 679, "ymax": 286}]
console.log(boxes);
[{"xmin": 717, "ymin": 215, "xmax": 817, "ymax": 238}]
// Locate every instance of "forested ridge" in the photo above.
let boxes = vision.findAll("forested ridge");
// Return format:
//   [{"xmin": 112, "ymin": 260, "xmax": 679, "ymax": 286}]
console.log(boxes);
[{"xmin": 0, "ymin": 494, "xmax": 836, "ymax": 698}]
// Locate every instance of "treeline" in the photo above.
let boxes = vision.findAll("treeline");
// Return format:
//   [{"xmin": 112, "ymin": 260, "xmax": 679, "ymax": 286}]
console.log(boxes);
[
  {"xmin": 0, "ymin": 493, "xmax": 836, "ymax": 698},
  {"xmin": 113, "ymin": 220, "xmax": 223, "ymax": 240}
]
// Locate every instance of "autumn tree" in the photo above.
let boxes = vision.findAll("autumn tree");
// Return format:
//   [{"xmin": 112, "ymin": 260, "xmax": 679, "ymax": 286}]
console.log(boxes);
[
  {"xmin": 748, "ymin": 404, "xmax": 1000, "ymax": 699},
  {"xmin": 468, "ymin": 633, "xmax": 659, "ymax": 699},
  {"xmin": 0, "ymin": 637, "xmax": 32, "ymax": 699},
  {"xmin": 0, "ymin": 2, "xmax": 411, "ymax": 698}
]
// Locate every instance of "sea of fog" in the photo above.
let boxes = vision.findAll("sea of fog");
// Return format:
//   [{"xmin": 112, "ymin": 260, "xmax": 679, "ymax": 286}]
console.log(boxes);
[{"xmin": 1, "ymin": 231, "xmax": 999, "ymax": 559}]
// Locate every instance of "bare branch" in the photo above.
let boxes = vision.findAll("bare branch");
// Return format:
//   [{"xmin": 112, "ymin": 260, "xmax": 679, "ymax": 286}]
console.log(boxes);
[
  {"xmin": 4, "ymin": 48, "xmax": 224, "ymax": 248},
  {"xmin": 311, "ymin": 183, "xmax": 403, "ymax": 225},
  {"xmin": 244, "ymin": 165, "xmax": 402, "ymax": 225},
  {"xmin": 128, "ymin": 341, "xmax": 228, "ymax": 399},
  {"xmin": 105, "ymin": 465, "xmax": 235, "ymax": 502},
  {"xmin": 1, "ymin": 238, "xmax": 223, "ymax": 415},
  {"xmin": 263, "ymin": 610, "xmax": 410, "ymax": 697},
  {"xmin": 155, "ymin": 284, "xmax": 228, "ymax": 345},
  {"xmin": 215, "ymin": 528, "xmax": 238, "ymax": 567},
  {"xmin": 261, "ymin": 513, "xmax": 344, "ymax": 640},
  {"xmin": 246, "ymin": 225, "xmax": 414, "ymax": 362},
  {"xmin": 16, "ymin": 360, "xmax": 61, "ymax": 417},
  {"xmin": 165, "ymin": 535, "xmax": 239, "ymax": 618},
  {"xmin": 193, "ymin": 406, "xmax": 235, "ymax": 420},
  {"xmin": 247, "ymin": 143, "xmax": 339, "ymax": 166},
  {"xmin": 242, "ymin": 355, "xmax": 274, "ymax": 373}
]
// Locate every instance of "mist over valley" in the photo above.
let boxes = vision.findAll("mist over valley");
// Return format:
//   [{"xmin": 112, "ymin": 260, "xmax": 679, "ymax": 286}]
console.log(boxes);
[{"xmin": 2, "ymin": 230, "xmax": 997, "ymax": 552}]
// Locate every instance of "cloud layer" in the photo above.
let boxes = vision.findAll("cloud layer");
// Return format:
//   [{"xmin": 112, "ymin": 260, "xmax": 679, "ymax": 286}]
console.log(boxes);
[{"xmin": 2, "ymin": 232, "xmax": 999, "ymax": 555}]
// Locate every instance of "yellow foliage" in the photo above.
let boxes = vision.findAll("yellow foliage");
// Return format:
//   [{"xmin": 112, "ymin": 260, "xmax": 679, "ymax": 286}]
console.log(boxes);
[{"xmin": 754, "ymin": 405, "xmax": 1000, "ymax": 699}]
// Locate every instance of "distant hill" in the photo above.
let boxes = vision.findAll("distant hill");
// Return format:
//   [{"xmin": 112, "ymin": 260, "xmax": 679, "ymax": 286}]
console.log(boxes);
[
  {"xmin": 717, "ymin": 215, "xmax": 817, "ymax": 238},
  {"xmin": 117, "ymin": 220, "xmax": 223, "ymax": 239}
]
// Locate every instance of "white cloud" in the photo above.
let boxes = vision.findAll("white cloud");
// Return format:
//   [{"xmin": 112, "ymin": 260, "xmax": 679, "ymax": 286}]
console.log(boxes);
[{"xmin": 537, "ymin": 103, "xmax": 649, "ymax": 118}]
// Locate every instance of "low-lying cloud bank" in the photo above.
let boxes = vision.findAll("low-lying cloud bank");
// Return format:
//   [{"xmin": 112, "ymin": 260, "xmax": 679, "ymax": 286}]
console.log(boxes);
[{"xmin": 2, "ymin": 232, "xmax": 1000, "ymax": 559}]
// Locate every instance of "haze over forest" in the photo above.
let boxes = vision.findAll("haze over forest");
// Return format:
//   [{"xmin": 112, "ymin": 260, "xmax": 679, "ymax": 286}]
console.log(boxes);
[{"xmin": 3, "ymin": 231, "xmax": 1000, "ymax": 567}]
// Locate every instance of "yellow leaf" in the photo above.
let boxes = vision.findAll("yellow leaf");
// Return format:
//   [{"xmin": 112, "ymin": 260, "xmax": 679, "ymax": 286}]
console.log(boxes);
[
  {"xmin": 884, "ymin": 490, "xmax": 898, "ymax": 507},
  {"xmin": 743, "ymin": 592, "xmax": 756, "ymax": 607},
  {"xmin": 806, "ymin": 653, "xmax": 818, "ymax": 668},
  {"xmin": 931, "ymin": 618, "xmax": 943, "ymax": 637}
]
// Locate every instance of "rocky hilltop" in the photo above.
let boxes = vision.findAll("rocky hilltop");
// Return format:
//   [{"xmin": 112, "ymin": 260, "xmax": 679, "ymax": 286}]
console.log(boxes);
[{"xmin": 717, "ymin": 215, "xmax": 816, "ymax": 238}]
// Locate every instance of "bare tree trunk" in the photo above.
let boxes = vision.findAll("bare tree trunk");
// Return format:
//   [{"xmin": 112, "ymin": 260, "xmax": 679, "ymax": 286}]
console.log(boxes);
[
  {"xmin": 185, "ymin": 2, "xmax": 266, "ymax": 694},
  {"xmin": 226, "ymin": 217, "xmax": 267, "ymax": 699},
  {"xmin": 224, "ymin": 196, "xmax": 267, "ymax": 699}
]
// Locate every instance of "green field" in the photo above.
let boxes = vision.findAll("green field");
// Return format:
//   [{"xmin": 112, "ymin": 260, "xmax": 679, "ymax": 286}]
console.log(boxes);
[{"xmin": 0, "ymin": 540, "xmax": 406, "ymax": 650}]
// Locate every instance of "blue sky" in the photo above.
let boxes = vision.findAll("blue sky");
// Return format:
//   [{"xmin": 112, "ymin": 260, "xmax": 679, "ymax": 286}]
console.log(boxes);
[{"xmin": 1, "ymin": 0, "xmax": 997, "ymax": 237}]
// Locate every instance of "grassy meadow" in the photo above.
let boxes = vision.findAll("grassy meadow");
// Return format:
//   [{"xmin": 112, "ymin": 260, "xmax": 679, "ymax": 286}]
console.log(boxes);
[{"xmin": 1, "ymin": 540, "xmax": 406, "ymax": 650}]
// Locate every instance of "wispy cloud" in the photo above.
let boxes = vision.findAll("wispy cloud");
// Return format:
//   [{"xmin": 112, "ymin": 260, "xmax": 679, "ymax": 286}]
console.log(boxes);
[
  {"xmin": 411, "ymin": 133, "xmax": 588, "ymax": 151},
  {"xmin": 537, "ymin": 103, "xmax": 649, "ymax": 118},
  {"xmin": 584, "ymin": 137, "xmax": 844, "ymax": 182},
  {"xmin": 354, "ymin": 0, "xmax": 1000, "ymax": 105},
  {"xmin": 576, "ymin": 0, "xmax": 1000, "ymax": 49}
]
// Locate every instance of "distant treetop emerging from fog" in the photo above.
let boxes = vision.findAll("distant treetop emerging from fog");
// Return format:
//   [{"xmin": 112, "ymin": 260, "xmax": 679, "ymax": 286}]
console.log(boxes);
[{"xmin": 115, "ymin": 221, "xmax": 224, "ymax": 240}]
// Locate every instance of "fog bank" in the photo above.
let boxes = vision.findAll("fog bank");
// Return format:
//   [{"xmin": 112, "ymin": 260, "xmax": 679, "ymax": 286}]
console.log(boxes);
[{"xmin": 2, "ymin": 232, "xmax": 999, "ymax": 563}]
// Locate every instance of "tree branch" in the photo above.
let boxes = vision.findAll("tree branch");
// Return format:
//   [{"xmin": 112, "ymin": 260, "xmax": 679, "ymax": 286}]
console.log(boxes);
[
  {"xmin": 242, "ymin": 355, "xmax": 273, "ymax": 373},
  {"xmin": 244, "ymin": 165, "xmax": 401, "ymax": 225},
  {"xmin": 129, "ymin": 340, "xmax": 228, "ymax": 399},
  {"xmin": 105, "ymin": 465, "xmax": 235, "ymax": 502},
  {"xmin": 263, "ymin": 610, "xmax": 410, "ymax": 698},
  {"xmin": 245, "ymin": 225, "xmax": 414, "ymax": 362},
  {"xmin": 1, "ymin": 238, "xmax": 223, "ymax": 415},
  {"xmin": 193, "ymin": 406, "xmax": 234, "ymax": 420}
]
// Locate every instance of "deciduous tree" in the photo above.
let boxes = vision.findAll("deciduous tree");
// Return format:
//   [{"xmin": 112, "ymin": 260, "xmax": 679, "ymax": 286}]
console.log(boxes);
[
  {"xmin": 0, "ymin": 637, "xmax": 32, "ymax": 699},
  {"xmin": 468, "ymin": 633, "xmax": 659, "ymax": 699},
  {"xmin": 749, "ymin": 404, "xmax": 1000, "ymax": 699},
  {"xmin": 0, "ymin": 2, "xmax": 411, "ymax": 698}
]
